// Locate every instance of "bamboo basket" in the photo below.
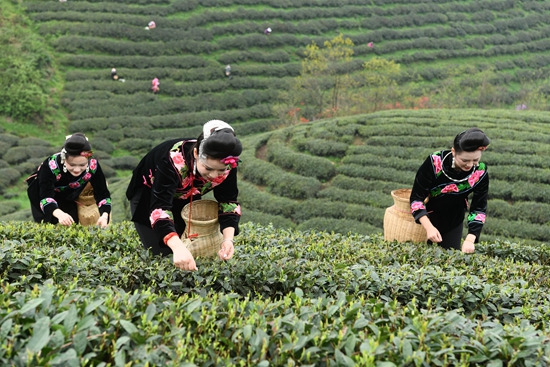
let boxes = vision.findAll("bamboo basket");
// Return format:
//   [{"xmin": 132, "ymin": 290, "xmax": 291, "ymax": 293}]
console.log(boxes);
[
  {"xmin": 181, "ymin": 199, "xmax": 223, "ymax": 258},
  {"xmin": 383, "ymin": 188, "xmax": 427, "ymax": 243},
  {"xmin": 76, "ymin": 183, "xmax": 111, "ymax": 226}
]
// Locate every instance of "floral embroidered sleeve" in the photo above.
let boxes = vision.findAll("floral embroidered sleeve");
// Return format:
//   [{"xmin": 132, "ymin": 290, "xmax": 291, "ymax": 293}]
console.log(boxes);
[
  {"xmin": 213, "ymin": 168, "xmax": 241, "ymax": 236},
  {"xmin": 466, "ymin": 165, "xmax": 489, "ymax": 242},
  {"xmin": 149, "ymin": 154, "xmax": 181, "ymax": 240},
  {"xmin": 410, "ymin": 153, "xmax": 437, "ymax": 224},
  {"xmin": 37, "ymin": 155, "xmax": 61, "ymax": 217}
]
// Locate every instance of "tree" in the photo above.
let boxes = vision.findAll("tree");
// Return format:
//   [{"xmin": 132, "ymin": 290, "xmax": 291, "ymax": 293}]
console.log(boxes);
[
  {"xmin": 275, "ymin": 34, "xmax": 357, "ymax": 123},
  {"xmin": 362, "ymin": 58, "xmax": 402, "ymax": 112}
]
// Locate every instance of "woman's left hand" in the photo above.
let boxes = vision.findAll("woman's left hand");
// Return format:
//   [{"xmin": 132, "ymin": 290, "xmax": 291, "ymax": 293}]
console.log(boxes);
[
  {"xmin": 461, "ymin": 240, "xmax": 475, "ymax": 253},
  {"xmin": 96, "ymin": 213, "xmax": 109, "ymax": 229},
  {"xmin": 219, "ymin": 239, "xmax": 234, "ymax": 260}
]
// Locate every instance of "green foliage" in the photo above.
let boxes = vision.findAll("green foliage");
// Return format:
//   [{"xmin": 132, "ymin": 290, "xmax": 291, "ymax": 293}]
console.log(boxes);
[{"xmin": 0, "ymin": 4, "xmax": 54, "ymax": 122}]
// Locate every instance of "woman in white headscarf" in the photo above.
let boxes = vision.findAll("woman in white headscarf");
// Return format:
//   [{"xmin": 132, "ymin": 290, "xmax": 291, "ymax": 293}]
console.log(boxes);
[{"xmin": 126, "ymin": 120, "xmax": 243, "ymax": 271}]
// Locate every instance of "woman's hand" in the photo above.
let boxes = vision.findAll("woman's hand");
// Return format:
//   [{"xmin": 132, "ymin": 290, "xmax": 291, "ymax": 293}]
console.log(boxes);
[
  {"xmin": 96, "ymin": 213, "xmax": 109, "ymax": 228},
  {"xmin": 219, "ymin": 239, "xmax": 234, "ymax": 260},
  {"xmin": 462, "ymin": 234, "xmax": 476, "ymax": 253},
  {"xmin": 462, "ymin": 240, "xmax": 475, "ymax": 253},
  {"xmin": 167, "ymin": 237, "xmax": 197, "ymax": 271},
  {"xmin": 419, "ymin": 216, "xmax": 442, "ymax": 243},
  {"xmin": 53, "ymin": 209, "xmax": 74, "ymax": 226}
]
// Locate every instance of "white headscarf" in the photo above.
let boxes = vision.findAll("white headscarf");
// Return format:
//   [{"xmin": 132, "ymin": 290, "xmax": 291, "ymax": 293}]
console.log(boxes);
[{"xmin": 198, "ymin": 120, "xmax": 234, "ymax": 161}]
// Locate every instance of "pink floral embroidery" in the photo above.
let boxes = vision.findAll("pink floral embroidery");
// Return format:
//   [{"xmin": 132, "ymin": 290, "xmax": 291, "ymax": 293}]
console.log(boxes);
[
  {"xmin": 474, "ymin": 213, "xmax": 486, "ymax": 223},
  {"xmin": 150, "ymin": 208, "xmax": 171, "ymax": 225},
  {"xmin": 82, "ymin": 173, "xmax": 92, "ymax": 181},
  {"xmin": 220, "ymin": 156, "xmax": 240, "ymax": 169},
  {"xmin": 49, "ymin": 160, "xmax": 57, "ymax": 170},
  {"xmin": 98, "ymin": 199, "xmax": 107, "ymax": 207},
  {"xmin": 411, "ymin": 201, "xmax": 426, "ymax": 212},
  {"xmin": 235, "ymin": 204, "xmax": 242, "ymax": 215},
  {"xmin": 56, "ymin": 174, "xmax": 61, "ymax": 181},
  {"xmin": 170, "ymin": 152, "xmax": 186, "ymax": 171},
  {"xmin": 211, "ymin": 172, "xmax": 229, "ymax": 186},
  {"xmin": 89, "ymin": 159, "xmax": 97, "ymax": 171},
  {"xmin": 468, "ymin": 170, "xmax": 485, "ymax": 187},
  {"xmin": 441, "ymin": 184, "xmax": 459, "ymax": 193},
  {"xmin": 432, "ymin": 155, "xmax": 442, "ymax": 174},
  {"xmin": 69, "ymin": 182, "xmax": 80, "ymax": 189}
]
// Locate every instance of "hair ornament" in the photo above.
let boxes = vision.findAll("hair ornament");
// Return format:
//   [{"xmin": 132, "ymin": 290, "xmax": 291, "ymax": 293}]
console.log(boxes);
[
  {"xmin": 220, "ymin": 156, "xmax": 240, "ymax": 169},
  {"xmin": 478, "ymin": 145, "xmax": 489, "ymax": 151},
  {"xmin": 80, "ymin": 151, "xmax": 93, "ymax": 158}
]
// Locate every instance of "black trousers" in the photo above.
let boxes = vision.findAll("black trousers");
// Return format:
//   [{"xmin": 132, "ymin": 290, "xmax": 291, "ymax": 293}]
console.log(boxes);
[
  {"xmin": 129, "ymin": 189, "xmax": 187, "ymax": 257},
  {"xmin": 428, "ymin": 222, "xmax": 464, "ymax": 251}
]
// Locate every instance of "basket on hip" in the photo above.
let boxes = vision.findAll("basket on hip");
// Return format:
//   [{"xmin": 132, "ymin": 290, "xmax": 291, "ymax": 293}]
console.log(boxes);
[
  {"xmin": 181, "ymin": 199, "xmax": 223, "ymax": 258},
  {"xmin": 383, "ymin": 188, "xmax": 427, "ymax": 243}
]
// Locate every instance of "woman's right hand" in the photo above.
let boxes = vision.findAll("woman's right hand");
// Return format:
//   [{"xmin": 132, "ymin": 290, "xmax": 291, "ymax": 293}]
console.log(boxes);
[
  {"xmin": 53, "ymin": 209, "xmax": 74, "ymax": 226},
  {"xmin": 168, "ymin": 237, "xmax": 198, "ymax": 271},
  {"xmin": 426, "ymin": 226, "xmax": 442, "ymax": 243}
]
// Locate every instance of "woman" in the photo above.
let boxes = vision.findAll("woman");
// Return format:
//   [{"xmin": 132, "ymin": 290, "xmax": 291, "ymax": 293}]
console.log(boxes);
[
  {"xmin": 410, "ymin": 128, "xmax": 490, "ymax": 253},
  {"xmin": 126, "ymin": 120, "xmax": 242, "ymax": 271},
  {"xmin": 26, "ymin": 133, "xmax": 112, "ymax": 228}
]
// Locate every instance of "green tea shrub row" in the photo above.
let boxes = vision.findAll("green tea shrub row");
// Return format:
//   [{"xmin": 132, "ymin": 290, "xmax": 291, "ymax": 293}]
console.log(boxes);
[
  {"xmin": 291, "ymin": 199, "xmax": 385, "ymax": 228},
  {"xmin": 292, "ymin": 137, "xmax": 349, "ymax": 157},
  {"xmin": 3, "ymin": 146, "xmax": 54, "ymax": 165},
  {"xmin": 266, "ymin": 140, "xmax": 336, "ymax": 181},
  {"xmin": 26, "ymin": 1, "xmax": 189, "ymax": 16},
  {"xmin": 490, "ymin": 164, "xmax": 550, "ymax": 184},
  {"xmin": 316, "ymin": 186, "xmax": 393, "ymax": 208},
  {"xmin": 296, "ymin": 216, "xmax": 381, "ymax": 235},
  {"xmin": 488, "ymin": 199, "xmax": 550, "ymax": 225},
  {"xmin": 68, "ymin": 108, "xmax": 275, "ymax": 137},
  {"xmin": 0, "ymin": 201, "xmax": 20, "ymax": 216},
  {"xmin": 490, "ymin": 179, "xmax": 550, "ymax": 203},
  {"xmin": 241, "ymin": 209, "xmax": 296, "ymax": 229},
  {"xmin": 59, "ymin": 55, "xmax": 210, "ymax": 69},
  {"xmin": 331, "ymin": 175, "xmax": 404, "ymax": 194},
  {"xmin": 2, "ymin": 281, "xmax": 548, "ymax": 366},
  {"xmin": 342, "ymin": 153, "xmax": 420, "ymax": 172},
  {"xmin": 52, "ymin": 36, "xmax": 218, "ymax": 56},
  {"xmin": 64, "ymin": 77, "xmax": 289, "ymax": 99},
  {"xmin": 337, "ymin": 164, "xmax": 415, "ymax": 185},
  {"xmin": 484, "ymin": 217, "xmax": 550, "ymax": 242},
  {"xmin": 64, "ymin": 64, "xmax": 300, "ymax": 84},
  {"xmin": 3, "ymin": 222, "xmax": 550, "ymax": 325},
  {"xmin": 238, "ymin": 181, "xmax": 298, "ymax": 218},
  {"xmin": 0, "ymin": 169, "xmax": 21, "ymax": 193},
  {"xmin": 217, "ymin": 50, "xmax": 290, "ymax": 65},
  {"xmin": 239, "ymin": 157, "xmax": 322, "ymax": 199},
  {"xmin": 68, "ymin": 90, "xmax": 273, "ymax": 120}
]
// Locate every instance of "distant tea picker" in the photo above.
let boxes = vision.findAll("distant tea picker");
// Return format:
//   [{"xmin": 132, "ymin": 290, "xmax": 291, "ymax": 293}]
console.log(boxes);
[
  {"xmin": 152, "ymin": 78, "xmax": 160, "ymax": 93},
  {"xmin": 145, "ymin": 21, "xmax": 156, "ymax": 30}
]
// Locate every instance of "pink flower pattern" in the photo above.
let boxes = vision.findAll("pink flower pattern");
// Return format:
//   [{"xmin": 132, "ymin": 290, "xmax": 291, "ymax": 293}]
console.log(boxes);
[
  {"xmin": 150, "ymin": 208, "xmax": 172, "ymax": 226},
  {"xmin": 468, "ymin": 170, "xmax": 485, "ymax": 188},
  {"xmin": 170, "ymin": 151, "xmax": 185, "ymax": 171},
  {"xmin": 89, "ymin": 159, "xmax": 97, "ymax": 171},
  {"xmin": 441, "ymin": 184, "xmax": 459, "ymax": 193},
  {"xmin": 432, "ymin": 154, "xmax": 442, "ymax": 175},
  {"xmin": 49, "ymin": 160, "xmax": 58, "ymax": 170},
  {"xmin": 474, "ymin": 213, "xmax": 486, "ymax": 223},
  {"xmin": 411, "ymin": 201, "xmax": 426, "ymax": 212}
]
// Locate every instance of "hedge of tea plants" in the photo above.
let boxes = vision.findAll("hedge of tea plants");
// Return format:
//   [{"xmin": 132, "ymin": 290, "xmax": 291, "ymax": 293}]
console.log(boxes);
[
  {"xmin": 237, "ymin": 109, "xmax": 550, "ymax": 244},
  {"xmin": 1, "ymin": 221, "xmax": 550, "ymax": 365},
  {"xmin": 18, "ymin": 0, "xmax": 550, "ymax": 144}
]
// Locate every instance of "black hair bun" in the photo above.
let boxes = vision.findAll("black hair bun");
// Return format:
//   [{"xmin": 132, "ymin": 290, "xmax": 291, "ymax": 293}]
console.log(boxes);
[
  {"xmin": 64, "ymin": 133, "xmax": 92, "ymax": 156},
  {"xmin": 202, "ymin": 128, "xmax": 242, "ymax": 158},
  {"xmin": 454, "ymin": 128, "xmax": 490, "ymax": 152}
]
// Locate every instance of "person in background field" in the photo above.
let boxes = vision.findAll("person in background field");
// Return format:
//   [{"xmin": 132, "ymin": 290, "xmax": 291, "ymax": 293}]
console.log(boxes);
[
  {"xmin": 26, "ymin": 133, "xmax": 112, "ymax": 228},
  {"xmin": 410, "ymin": 128, "xmax": 490, "ymax": 253},
  {"xmin": 126, "ymin": 120, "xmax": 243, "ymax": 271},
  {"xmin": 152, "ymin": 78, "xmax": 160, "ymax": 93},
  {"xmin": 111, "ymin": 68, "xmax": 118, "ymax": 80}
]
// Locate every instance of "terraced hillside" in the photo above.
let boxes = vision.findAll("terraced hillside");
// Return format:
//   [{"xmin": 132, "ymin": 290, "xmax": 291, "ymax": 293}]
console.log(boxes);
[{"xmin": 22, "ymin": 0, "xmax": 550, "ymax": 144}]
